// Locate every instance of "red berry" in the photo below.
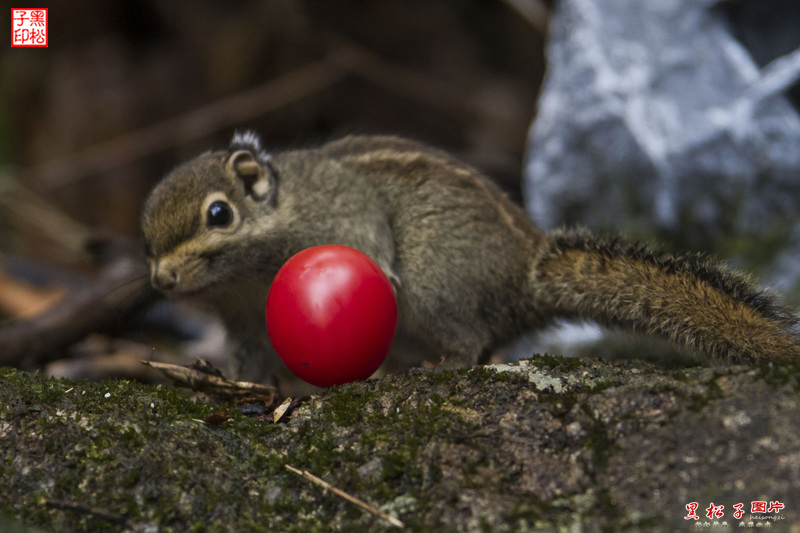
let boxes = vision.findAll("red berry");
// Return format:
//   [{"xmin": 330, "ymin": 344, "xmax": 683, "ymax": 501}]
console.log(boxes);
[{"xmin": 266, "ymin": 245, "xmax": 398, "ymax": 387}]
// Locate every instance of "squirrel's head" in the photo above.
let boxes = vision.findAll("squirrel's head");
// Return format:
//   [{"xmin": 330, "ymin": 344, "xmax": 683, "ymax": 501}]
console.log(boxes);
[{"xmin": 141, "ymin": 131, "xmax": 280, "ymax": 296}]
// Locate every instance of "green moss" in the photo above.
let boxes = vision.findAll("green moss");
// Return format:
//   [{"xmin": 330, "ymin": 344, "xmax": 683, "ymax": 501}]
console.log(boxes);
[
  {"xmin": 670, "ymin": 370, "xmax": 689, "ymax": 383},
  {"xmin": 753, "ymin": 359, "xmax": 800, "ymax": 391},
  {"xmin": 468, "ymin": 365, "xmax": 513, "ymax": 383},
  {"xmin": 382, "ymin": 450, "xmax": 411, "ymax": 482},
  {"xmin": 688, "ymin": 375, "xmax": 725, "ymax": 412},
  {"xmin": 429, "ymin": 392, "xmax": 446, "ymax": 406},
  {"xmin": 580, "ymin": 409, "xmax": 618, "ymax": 476},
  {"xmin": 594, "ymin": 488, "xmax": 623, "ymax": 532},
  {"xmin": 321, "ymin": 385, "xmax": 379, "ymax": 426},
  {"xmin": 0, "ymin": 368, "xmax": 293, "ymax": 531},
  {"xmin": 413, "ymin": 367, "xmax": 463, "ymax": 386},
  {"xmin": 587, "ymin": 379, "xmax": 615, "ymax": 394},
  {"xmin": 528, "ymin": 353, "xmax": 588, "ymax": 372},
  {"xmin": 485, "ymin": 366, "xmax": 514, "ymax": 383}
]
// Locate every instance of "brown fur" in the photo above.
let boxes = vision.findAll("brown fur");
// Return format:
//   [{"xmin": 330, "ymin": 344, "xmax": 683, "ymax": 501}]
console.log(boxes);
[
  {"xmin": 532, "ymin": 228, "xmax": 800, "ymax": 362},
  {"xmin": 141, "ymin": 132, "xmax": 800, "ymax": 382}
]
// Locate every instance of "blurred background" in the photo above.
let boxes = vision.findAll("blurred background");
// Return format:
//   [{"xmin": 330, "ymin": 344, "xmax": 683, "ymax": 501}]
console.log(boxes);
[{"xmin": 0, "ymin": 0, "xmax": 550, "ymax": 382}]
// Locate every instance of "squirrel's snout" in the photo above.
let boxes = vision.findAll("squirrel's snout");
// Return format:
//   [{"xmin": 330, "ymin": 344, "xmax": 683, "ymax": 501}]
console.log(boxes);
[{"xmin": 151, "ymin": 260, "xmax": 180, "ymax": 292}]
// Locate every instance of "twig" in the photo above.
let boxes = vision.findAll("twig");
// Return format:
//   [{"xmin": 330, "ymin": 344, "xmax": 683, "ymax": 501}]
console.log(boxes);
[
  {"xmin": 284, "ymin": 464, "xmax": 404, "ymax": 528},
  {"xmin": 30, "ymin": 60, "xmax": 347, "ymax": 190},
  {"xmin": 142, "ymin": 360, "xmax": 279, "ymax": 403}
]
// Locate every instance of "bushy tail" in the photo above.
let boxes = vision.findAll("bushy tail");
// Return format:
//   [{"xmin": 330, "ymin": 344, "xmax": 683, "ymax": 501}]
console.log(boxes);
[{"xmin": 530, "ymin": 228, "xmax": 800, "ymax": 363}]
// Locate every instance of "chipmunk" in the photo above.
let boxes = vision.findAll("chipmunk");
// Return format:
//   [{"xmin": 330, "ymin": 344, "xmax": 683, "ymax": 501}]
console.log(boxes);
[{"xmin": 141, "ymin": 131, "xmax": 800, "ymax": 383}]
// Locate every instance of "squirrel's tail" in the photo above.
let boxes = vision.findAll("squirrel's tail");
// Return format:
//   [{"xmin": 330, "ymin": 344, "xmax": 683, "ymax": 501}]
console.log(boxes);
[{"xmin": 530, "ymin": 228, "xmax": 800, "ymax": 362}]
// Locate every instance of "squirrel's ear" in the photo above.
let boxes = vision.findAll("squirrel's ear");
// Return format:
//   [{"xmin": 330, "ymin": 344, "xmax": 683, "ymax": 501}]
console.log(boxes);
[{"xmin": 225, "ymin": 150, "xmax": 277, "ymax": 205}]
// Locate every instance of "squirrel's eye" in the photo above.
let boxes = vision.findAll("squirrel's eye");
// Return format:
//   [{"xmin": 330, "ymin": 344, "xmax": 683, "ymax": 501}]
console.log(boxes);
[{"xmin": 206, "ymin": 201, "xmax": 233, "ymax": 228}]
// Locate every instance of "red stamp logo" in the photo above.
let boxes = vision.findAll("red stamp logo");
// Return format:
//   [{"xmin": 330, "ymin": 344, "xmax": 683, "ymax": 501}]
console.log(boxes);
[{"xmin": 11, "ymin": 8, "xmax": 48, "ymax": 47}]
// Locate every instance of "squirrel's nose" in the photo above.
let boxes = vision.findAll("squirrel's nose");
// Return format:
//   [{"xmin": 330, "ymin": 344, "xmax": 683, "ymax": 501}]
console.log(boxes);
[{"xmin": 152, "ymin": 262, "xmax": 179, "ymax": 291}]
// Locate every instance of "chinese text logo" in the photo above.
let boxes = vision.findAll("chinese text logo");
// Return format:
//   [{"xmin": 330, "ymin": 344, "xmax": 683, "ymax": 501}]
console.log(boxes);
[{"xmin": 11, "ymin": 9, "xmax": 48, "ymax": 47}]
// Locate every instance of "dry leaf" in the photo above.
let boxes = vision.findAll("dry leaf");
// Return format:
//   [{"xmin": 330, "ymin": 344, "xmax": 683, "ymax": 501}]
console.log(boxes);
[{"xmin": 272, "ymin": 397, "xmax": 293, "ymax": 423}]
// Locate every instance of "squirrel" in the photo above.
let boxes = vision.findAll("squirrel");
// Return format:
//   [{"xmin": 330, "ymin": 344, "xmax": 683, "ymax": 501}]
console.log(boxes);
[{"xmin": 141, "ymin": 131, "xmax": 800, "ymax": 383}]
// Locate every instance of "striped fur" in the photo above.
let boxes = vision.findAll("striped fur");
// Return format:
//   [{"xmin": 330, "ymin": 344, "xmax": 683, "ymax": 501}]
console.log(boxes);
[{"xmin": 532, "ymin": 228, "xmax": 800, "ymax": 362}]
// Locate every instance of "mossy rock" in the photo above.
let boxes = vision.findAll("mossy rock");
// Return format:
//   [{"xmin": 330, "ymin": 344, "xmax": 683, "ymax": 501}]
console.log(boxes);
[{"xmin": 2, "ymin": 356, "xmax": 800, "ymax": 532}]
